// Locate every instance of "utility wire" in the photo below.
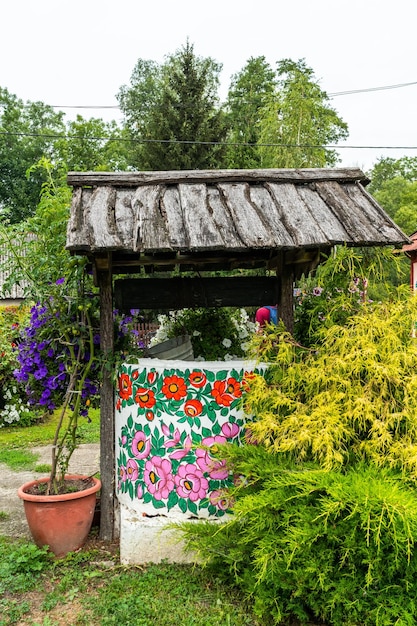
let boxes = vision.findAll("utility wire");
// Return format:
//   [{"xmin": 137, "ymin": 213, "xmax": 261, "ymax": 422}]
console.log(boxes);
[
  {"xmin": 2, "ymin": 79, "xmax": 415, "ymax": 112},
  {"xmin": 0, "ymin": 129, "xmax": 416, "ymax": 151}
]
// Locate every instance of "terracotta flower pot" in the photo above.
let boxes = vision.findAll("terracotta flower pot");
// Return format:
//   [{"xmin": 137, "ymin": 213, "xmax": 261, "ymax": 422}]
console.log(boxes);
[{"xmin": 18, "ymin": 475, "xmax": 101, "ymax": 557}]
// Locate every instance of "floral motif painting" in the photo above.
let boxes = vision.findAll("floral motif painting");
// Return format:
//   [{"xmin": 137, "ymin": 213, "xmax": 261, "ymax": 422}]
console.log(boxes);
[{"xmin": 115, "ymin": 359, "xmax": 260, "ymax": 518}]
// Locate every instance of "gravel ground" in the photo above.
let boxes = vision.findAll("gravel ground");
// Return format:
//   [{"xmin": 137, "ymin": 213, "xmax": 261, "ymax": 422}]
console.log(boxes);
[{"xmin": 0, "ymin": 443, "xmax": 100, "ymax": 538}]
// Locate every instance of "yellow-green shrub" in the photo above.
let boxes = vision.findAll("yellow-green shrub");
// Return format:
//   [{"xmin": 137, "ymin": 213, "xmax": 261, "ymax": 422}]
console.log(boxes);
[{"xmin": 177, "ymin": 289, "xmax": 417, "ymax": 625}]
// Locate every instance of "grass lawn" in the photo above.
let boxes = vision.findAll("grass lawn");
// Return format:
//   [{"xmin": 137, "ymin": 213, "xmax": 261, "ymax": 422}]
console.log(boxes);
[{"xmin": 0, "ymin": 411, "xmax": 260, "ymax": 626}]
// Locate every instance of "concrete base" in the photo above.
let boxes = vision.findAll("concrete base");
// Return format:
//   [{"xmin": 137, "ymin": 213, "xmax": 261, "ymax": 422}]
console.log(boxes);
[{"xmin": 119, "ymin": 503, "xmax": 198, "ymax": 565}]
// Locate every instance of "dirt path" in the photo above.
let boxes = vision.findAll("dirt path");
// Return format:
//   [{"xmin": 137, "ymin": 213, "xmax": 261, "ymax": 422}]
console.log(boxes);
[{"xmin": 0, "ymin": 443, "xmax": 100, "ymax": 538}]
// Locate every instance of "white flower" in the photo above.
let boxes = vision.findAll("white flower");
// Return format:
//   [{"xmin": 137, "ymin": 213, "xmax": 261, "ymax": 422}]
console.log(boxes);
[
  {"xmin": 222, "ymin": 338, "xmax": 232, "ymax": 348},
  {"xmin": 192, "ymin": 330, "xmax": 201, "ymax": 337}
]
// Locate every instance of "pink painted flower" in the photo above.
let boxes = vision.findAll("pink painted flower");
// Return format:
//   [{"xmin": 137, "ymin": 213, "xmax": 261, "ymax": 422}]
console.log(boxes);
[
  {"xmin": 137, "ymin": 483, "xmax": 143, "ymax": 499},
  {"xmin": 126, "ymin": 458, "xmax": 139, "ymax": 482},
  {"xmin": 170, "ymin": 435, "xmax": 192, "ymax": 460},
  {"xmin": 120, "ymin": 434, "xmax": 128, "ymax": 446},
  {"xmin": 163, "ymin": 427, "xmax": 181, "ymax": 449},
  {"xmin": 174, "ymin": 463, "xmax": 209, "ymax": 502},
  {"xmin": 196, "ymin": 435, "xmax": 229, "ymax": 480},
  {"xmin": 144, "ymin": 456, "xmax": 175, "ymax": 500},
  {"xmin": 118, "ymin": 465, "xmax": 127, "ymax": 484},
  {"xmin": 131, "ymin": 430, "xmax": 151, "ymax": 459},
  {"xmin": 221, "ymin": 422, "xmax": 240, "ymax": 439},
  {"xmin": 209, "ymin": 490, "xmax": 232, "ymax": 511}
]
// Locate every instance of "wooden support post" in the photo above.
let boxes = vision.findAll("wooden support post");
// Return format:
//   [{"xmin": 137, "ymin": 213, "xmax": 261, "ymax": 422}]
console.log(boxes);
[
  {"xmin": 280, "ymin": 267, "xmax": 295, "ymax": 334},
  {"xmin": 97, "ymin": 263, "xmax": 115, "ymax": 541}
]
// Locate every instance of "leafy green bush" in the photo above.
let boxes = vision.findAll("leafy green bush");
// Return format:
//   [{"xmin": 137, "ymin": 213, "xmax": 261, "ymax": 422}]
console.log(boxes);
[
  {"xmin": 151, "ymin": 307, "xmax": 255, "ymax": 360},
  {"xmin": 176, "ymin": 289, "xmax": 417, "ymax": 625}
]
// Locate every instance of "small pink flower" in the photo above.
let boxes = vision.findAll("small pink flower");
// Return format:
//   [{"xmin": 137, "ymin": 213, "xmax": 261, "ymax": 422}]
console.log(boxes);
[
  {"xmin": 137, "ymin": 483, "xmax": 143, "ymax": 499},
  {"xmin": 196, "ymin": 435, "xmax": 228, "ymax": 480},
  {"xmin": 163, "ymin": 427, "xmax": 181, "ymax": 449},
  {"xmin": 209, "ymin": 490, "xmax": 232, "ymax": 511},
  {"xmin": 221, "ymin": 422, "xmax": 240, "ymax": 439},
  {"xmin": 126, "ymin": 458, "xmax": 139, "ymax": 482},
  {"xmin": 144, "ymin": 456, "xmax": 175, "ymax": 500},
  {"xmin": 174, "ymin": 463, "xmax": 209, "ymax": 502},
  {"xmin": 170, "ymin": 435, "xmax": 192, "ymax": 460},
  {"xmin": 119, "ymin": 465, "xmax": 127, "ymax": 484},
  {"xmin": 132, "ymin": 430, "xmax": 151, "ymax": 459}
]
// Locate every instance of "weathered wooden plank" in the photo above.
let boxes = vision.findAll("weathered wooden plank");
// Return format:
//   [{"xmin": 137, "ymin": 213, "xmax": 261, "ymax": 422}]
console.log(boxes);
[
  {"xmin": 344, "ymin": 183, "xmax": 409, "ymax": 243},
  {"xmin": 67, "ymin": 167, "xmax": 369, "ymax": 188},
  {"xmin": 314, "ymin": 181, "xmax": 383, "ymax": 243},
  {"xmin": 248, "ymin": 185, "xmax": 299, "ymax": 247},
  {"xmin": 114, "ymin": 190, "xmax": 135, "ymax": 249},
  {"xmin": 114, "ymin": 276, "xmax": 281, "ymax": 311},
  {"xmin": 217, "ymin": 182, "xmax": 276, "ymax": 247},
  {"xmin": 266, "ymin": 183, "xmax": 330, "ymax": 246},
  {"xmin": 131, "ymin": 185, "xmax": 171, "ymax": 252},
  {"xmin": 206, "ymin": 187, "xmax": 246, "ymax": 248},
  {"xmin": 161, "ymin": 187, "xmax": 188, "ymax": 249},
  {"xmin": 66, "ymin": 187, "xmax": 92, "ymax": 250},
  {"xmin": 86, "ymin": 186, "xmax": 124, "ymax": 250},
  {"xmin": 179, "ymin": 184, "xmax": 224, "ymax": 249},
  {"xmin": 297, "ymin": 185, "xmax": 351, "ymax": 243}
]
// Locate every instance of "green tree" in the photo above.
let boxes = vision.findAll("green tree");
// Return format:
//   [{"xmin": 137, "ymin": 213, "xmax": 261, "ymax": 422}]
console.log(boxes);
[
  {"xmin": 0, "ymin": 88, "xmax": 65, "ymax": 222},
  {"xmin": 367, "ymin": 155, "xmax": 417, "ymax": 194},
  {"xmin": 225, "ymin": 56, "xmax": 276, "ymax": 168},
  {"xmin": 55, "ymin": 115, "xmax": 130, "ymax": 172},
  {"xmin": 367, "ymin": 157, "xmax": 417, "ymax": 235},
  {"xmin": 257, "ymin": 58, "xmax": 348, "ymax": 167},
  {"xmin": 117, "ymin": 41, "xmax": 229, "ymax": 170}
]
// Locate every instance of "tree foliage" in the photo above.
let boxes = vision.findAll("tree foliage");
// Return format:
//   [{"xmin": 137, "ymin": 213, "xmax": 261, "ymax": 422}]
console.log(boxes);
[
  {"xmin": 0, "ymin": 87, "xmax": 65, "ymax": 222},
  {"xmin": 367, "ymin": 156, "xmax": 417, "ymax": 235},
  {"xmin": 257, "ymin": 59, "xmax": 348, "ymax": 167},
  {"xmin": 176, "ymin": 289, "xmax": 417, "ymax": 625},
  {"xmin": 225, "ymin": 56, "xmax": 276, "ymax": 168},
  {"xmin": 117, "ymin": 41, "xmax": 229, "ymax": 170}
]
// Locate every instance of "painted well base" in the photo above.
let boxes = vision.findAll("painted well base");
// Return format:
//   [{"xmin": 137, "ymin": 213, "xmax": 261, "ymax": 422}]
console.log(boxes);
[{"xmin": 119, "ymin": 503, "xmax": 198, "ymax": 564}]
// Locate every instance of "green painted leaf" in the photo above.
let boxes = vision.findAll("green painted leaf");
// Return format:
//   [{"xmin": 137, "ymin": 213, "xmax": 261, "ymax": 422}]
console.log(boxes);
[{"xmin": 178, "ymin": 498, "xmax": 187, "ymax": 513}]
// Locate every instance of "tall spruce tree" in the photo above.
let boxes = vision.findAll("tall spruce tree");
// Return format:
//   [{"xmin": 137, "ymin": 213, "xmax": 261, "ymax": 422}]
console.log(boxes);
[{"xmin": 117, "ymin": 42, "xmax": 229, "ymax": 170}]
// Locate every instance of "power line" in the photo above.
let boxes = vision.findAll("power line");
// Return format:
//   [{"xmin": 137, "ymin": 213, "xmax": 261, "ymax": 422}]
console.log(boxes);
[
  {"xmin": 328, "ymin": 80, "xmax": 417, "ymax": 97},
  {"xmin": 6, "ymin": 79, "xmax": 416, "ymax": 112},
  {"xmin": 0, "ymin": 129, "xmax": 416, "ymax": 151}
]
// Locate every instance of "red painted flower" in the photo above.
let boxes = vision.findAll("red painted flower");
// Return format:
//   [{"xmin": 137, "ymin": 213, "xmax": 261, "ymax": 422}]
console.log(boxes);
[
  {"xmin": 184, "ymin": 398, "xmax": 203, "ymax": 418},
  {"xmin": 145, "ymin": 410, "xmax": 154, "ymax": 421},
  {"xmin": 134, "ymin": 387, "xmax": 156, "ymax": 409},
  {"xmin": 118, "ymin": 373, "xmax": 132, "ymax": 400},
  {"xmin": 189, "ymin": 371, "xmax": 207, "ymax": 388},
  {"xmin": 225, "ymin": 377, "xmax": 242, "ymax": 398},
  {"xmin": 210, "ymin": 380, "xmax": 234, "ymax": 407},
  {"xmin": 131, "ymin": 369, "xmax": 139, "ymax": 380},
  {"xmin": 147, "ymin": 371, "xmax": 157, "ymax": 384},
  {"xmin": 161, "ymin": 375, "xmax": 187, "ymax": 401},
  {"xmin": 241, "ymin": 371, "xmax": 256, "ymax": 392}
]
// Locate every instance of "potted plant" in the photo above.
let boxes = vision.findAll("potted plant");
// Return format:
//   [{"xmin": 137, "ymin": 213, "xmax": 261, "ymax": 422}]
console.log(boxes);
[
  {"xmin": 14, "ymin": 273, "xmax": 102, "ymax": 556},
  {"xmin": 0, "ymin": 165, "xmax": 106, "ymax": 556}
]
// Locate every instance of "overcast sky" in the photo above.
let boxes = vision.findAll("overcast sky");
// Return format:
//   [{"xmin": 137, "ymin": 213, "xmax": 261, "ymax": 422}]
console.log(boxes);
[{"xmin": 2, "ymin": 0, "xmax": 417, "ymax": 172}]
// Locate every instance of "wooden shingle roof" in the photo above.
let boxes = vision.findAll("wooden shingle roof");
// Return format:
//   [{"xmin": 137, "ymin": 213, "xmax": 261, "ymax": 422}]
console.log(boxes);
[{"xmin": 66, "ymin": 168, "xmax": 409, "ymax": 276}]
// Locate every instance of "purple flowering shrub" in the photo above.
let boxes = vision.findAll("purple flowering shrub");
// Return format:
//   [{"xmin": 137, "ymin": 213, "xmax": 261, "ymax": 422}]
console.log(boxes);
[
  {"xmin": 13, "ymin": 301, "xmax": 146, "ymax": 420},
  {"xmin": 0, "ymin": 305, "xmax": 40, "ymax": 426},
  {"xmin": 14, "ymin": 301, "xmax": 99, "ymax": 417}
]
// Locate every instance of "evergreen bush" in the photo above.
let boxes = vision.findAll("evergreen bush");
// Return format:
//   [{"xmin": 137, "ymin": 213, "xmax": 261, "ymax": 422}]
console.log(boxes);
[{"xmin": 176, "ymin": 289, "xmax": 417, "ymax": 625}]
